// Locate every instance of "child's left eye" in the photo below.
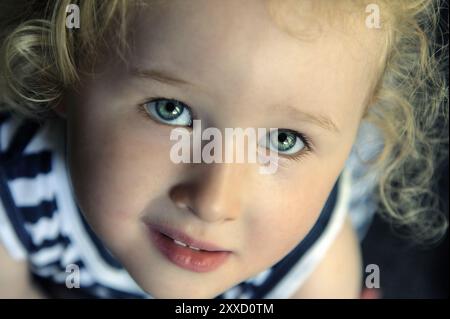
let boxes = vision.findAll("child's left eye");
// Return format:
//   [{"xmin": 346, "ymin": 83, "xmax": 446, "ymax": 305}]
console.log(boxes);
[
  {"xmin": 260, "ymin": 129, "xmax": 304, "ymax": 155},
  {"xmin": 140, "ymin": 98, "xmax": 193, "ymax": 127}
]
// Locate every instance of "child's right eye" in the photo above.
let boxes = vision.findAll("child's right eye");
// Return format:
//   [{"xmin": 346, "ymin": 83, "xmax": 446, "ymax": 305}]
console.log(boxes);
[{"xmin": 140, "ymin": 97, "xmax": 193, "ymax": 127}]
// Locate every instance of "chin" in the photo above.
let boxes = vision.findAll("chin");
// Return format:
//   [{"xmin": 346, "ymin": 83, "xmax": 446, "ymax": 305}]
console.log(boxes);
[{"xmin": 120, "ymin": 256, "xmax": 234, "ymax": 299}]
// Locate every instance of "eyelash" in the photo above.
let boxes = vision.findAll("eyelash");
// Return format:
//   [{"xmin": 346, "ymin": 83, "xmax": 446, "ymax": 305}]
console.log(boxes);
[
  {"xmin": 138, "ymin": 96, "xmax": 314, "ymax": 162},
  {"xmin": 281, "ymin": 130, "xmax": 313, "ymax": 163},
  {"xmin": 137, "ymin": 97, "xmax": 196, "ymax": 127}
]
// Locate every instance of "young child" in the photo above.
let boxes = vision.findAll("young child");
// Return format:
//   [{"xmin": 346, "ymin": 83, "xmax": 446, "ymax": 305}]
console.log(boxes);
[{"xmin": 0, "ymin": 0, "xmax": 447, "ymax": 298}]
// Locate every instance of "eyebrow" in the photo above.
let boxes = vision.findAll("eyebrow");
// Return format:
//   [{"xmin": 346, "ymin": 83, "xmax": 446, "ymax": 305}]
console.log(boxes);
[
  {"xmin": 131, "ymin": 67, "xmax": 196, "ymax": 88},
  {"xmin": 272, "ymin": 104, "xmax": 340, "ymax": 134},
  {"xmin": 131, "ymin": 67, "xmax": 340, "ymax": 134}
]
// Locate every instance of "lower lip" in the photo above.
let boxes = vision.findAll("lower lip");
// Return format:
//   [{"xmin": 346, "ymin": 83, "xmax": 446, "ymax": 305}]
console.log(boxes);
[{"xmin": 148, "ymin": 228, "xmax": 231, "ymax": 273}]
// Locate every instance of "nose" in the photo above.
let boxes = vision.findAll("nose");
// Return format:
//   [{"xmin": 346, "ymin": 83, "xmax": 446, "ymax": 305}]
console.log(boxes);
[{"xmin": 169, "ymin": 162, "xmax": 250, "ymax": 223}]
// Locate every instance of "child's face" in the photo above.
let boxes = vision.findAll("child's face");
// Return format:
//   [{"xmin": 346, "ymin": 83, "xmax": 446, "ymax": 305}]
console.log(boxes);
[{"xmin": 64, "ymin": 0, "xmax": 383, "ymax": 298}]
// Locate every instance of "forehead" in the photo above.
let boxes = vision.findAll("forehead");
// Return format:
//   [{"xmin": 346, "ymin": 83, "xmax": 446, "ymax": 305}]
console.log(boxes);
[{"xmin": 130, "ymin": 0, "xmax": 385, "ymax": 124}]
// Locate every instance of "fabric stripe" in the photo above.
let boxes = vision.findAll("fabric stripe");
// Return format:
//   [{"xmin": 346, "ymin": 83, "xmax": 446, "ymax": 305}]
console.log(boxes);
[
  {"xmin": 24, "ymin": 216, "xmax": 60, "ymax": 246},
  {"xmin": 3, "ymin": 151, "xmax": 52, "ymax": 179},
  {"xmin": 29, "ymin": 243, "xmax": 66, "ymax": 266},
  {"xmin": 2, "ymin": 121, "xmax": 41, "ymax": 161},
  {"xmin": 0, "ymin": 167, "xmax": 34, "ymax": 251},
  {"xmin": 28, "ymin": 233, "xmax": 71, "ymax": 254},
  {"xmin": 18, "ymin": 198, "xmax": 58, "ymax": 224},
  {"xmin": 9, "ymin": 173, "xmax": 55, "ymax": 206}
]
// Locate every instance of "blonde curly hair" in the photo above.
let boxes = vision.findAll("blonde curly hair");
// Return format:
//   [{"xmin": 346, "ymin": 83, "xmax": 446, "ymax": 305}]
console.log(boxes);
[{"xmin": 0, "ymin": 0, "xmax": 448, "ymax": 244}]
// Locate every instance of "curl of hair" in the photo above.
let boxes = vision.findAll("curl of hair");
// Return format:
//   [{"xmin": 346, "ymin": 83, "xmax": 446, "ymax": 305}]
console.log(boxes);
[
  {"xmin": 365, "ymin": 0, "xmax": 449, "ymax": 245},
  {"xmin": 0, "ymin": 0, "xmax": 136, "ymax": 119}
]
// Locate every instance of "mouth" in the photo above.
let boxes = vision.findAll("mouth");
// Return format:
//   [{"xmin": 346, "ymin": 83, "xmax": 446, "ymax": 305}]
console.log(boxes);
[{"xmin": 146, "ymin": 223, "xmax": 232, "ymax": 273}]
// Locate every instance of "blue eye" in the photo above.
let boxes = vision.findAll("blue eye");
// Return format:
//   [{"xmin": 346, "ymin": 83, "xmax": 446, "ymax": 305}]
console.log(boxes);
[
  {"xmin": 260, "ymin": 129, "xmax": 305, "ymax": 155},
  {"xmin": 142, "ymin": 98, "xmax": 193, "ymax": 127}
]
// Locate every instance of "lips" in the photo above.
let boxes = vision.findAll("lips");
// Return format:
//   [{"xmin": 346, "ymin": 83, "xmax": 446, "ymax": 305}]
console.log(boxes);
[
  {"xmin": 147, "ymin": 223, "xmax": 230, "ymax": 252},
  {"xmin": 145, "ymin": 222, "xmax": 231, "ymax": 272}
]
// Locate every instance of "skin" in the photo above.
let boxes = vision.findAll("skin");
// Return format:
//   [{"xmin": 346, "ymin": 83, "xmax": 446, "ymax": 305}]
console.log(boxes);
[{"xmin": 58, "ymin": 0, "xmax": 384, "ymax": 298}]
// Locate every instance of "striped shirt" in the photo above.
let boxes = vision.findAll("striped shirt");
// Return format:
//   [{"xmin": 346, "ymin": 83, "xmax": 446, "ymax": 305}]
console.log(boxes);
[{"xmin": 0, "ymin": 111, "xmax": 381, "ymax": 298}]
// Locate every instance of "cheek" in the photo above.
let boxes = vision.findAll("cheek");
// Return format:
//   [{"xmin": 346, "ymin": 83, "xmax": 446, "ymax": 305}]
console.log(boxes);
[
  {"xmin": 65, "ymin": 102, "xmax": 173, "ymax": 238},
  {"xmin": 242, "ymin": 165, "xmax": 339, "ymax": 269}
]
